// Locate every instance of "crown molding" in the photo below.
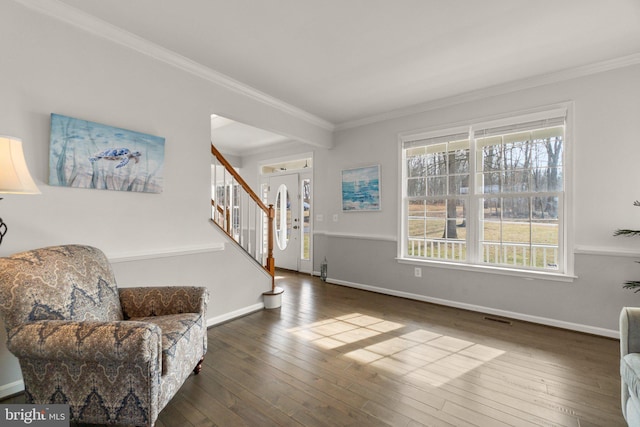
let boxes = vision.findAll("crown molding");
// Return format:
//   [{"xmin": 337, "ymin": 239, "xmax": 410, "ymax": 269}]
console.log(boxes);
[
  {"xmin": 13, "ymin": 0, "xmax": 335, "ymax": 132},
  {"xmin": 336, "ymin": 52, "xmax": 640, "ymax": 131}
]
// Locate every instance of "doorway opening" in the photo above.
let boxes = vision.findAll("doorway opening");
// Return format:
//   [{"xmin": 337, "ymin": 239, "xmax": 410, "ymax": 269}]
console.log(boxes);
[{"xmin": 260, "ymin": 155, "xmax": 313, "ymax": 274}]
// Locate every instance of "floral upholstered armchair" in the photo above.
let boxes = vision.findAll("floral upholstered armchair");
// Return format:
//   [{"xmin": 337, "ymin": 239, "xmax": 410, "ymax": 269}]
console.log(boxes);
[{"xmin": 0, "ymin": 245, "xmax": 208, "ymax": 427}]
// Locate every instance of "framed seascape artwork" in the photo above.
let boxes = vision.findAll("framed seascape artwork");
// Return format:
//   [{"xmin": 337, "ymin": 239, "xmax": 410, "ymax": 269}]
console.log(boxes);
[
  {"xmin": 49, "ymin": 114, "xmax": 165, "ymax": 193},
  {"xmin": 341, "ymin": 164, "xmax": 381, "ymax": 211}
]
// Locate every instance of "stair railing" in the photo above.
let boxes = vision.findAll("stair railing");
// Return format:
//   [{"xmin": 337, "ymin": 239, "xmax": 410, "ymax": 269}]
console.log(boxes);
[{"xmin": 211, "ymin": 144, "xmax": 275, "ymax": 290}]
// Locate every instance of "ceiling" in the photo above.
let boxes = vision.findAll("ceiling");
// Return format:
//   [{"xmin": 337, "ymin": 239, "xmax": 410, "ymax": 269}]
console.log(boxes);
[
  {"xmin": 210, "ymin": 115, "xmax": 291, "ymax": 156},
  {"xmin": 44, "ymin": 0, "xmax": 640, "ymax": 152}
]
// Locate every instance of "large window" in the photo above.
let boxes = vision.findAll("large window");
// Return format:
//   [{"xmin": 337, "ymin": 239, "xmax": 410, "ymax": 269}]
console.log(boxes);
[{"xmin": 401, "ymin": 108, "xmax": 568, "ymax": 274}]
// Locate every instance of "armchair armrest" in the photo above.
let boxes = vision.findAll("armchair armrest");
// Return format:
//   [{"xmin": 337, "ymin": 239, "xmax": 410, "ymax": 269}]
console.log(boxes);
[
  {"xmin": 6, "ymin": 320, "xmax": 161, "ymax": 363},
  {"xmin": 620, "ymin": 307, "xmax": 640, "ymax": 357},
  {"xmin": 119, "ymin": 286, "xmax": 208, "ymax": 319}
]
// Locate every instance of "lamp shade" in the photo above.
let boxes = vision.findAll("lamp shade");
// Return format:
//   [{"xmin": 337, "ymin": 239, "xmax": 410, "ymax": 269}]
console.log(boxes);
[{"xmin": 0, "ymin": 136, "xmax": 40, "ymax": 194}]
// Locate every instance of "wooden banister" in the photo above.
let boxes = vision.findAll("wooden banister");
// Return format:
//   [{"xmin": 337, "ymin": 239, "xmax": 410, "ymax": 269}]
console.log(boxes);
[
  {"xmin": 211, "ymin": 145, "xmax": 270, "ymax": 212},
  {"xmin": 211, "ymin": 145, "xmax": 275, "ymax": 290}
]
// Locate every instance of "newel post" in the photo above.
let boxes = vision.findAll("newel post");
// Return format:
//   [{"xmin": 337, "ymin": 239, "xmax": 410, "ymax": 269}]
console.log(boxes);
[
  {"xmin": 262, "ymin": 203, "xmax": 283, "ymax": 309},
  {"xmin": 266, "ymin": 204, "xmax": 275, "ymax": 290}
]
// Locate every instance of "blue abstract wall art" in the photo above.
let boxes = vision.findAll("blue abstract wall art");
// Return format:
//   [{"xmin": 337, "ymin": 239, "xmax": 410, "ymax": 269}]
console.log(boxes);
[
  {"xmin": 341, "ymin": 165, "xmax": 381, "ymax": 211},
  {"xmin": 49, "ymin": 114, "xmax": 165, "ymax": 193}
]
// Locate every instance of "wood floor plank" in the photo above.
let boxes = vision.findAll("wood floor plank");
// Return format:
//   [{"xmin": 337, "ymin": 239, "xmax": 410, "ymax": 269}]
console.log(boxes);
[
  {"xmin": 1, "ymin": 270, "xmax": 625, "ymax": 426},
  {"xmin": 169, "ymin": 396, "xmax": 217, "ymax": 427},
  {"xmin": 201, "ymin": 359, "xmax": 304, "ymax": 426}
]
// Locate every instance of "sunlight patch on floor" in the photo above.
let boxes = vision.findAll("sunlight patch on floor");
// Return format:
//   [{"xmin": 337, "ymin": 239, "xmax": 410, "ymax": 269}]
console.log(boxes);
[
  {"xmin": 288, "ymin": 312, "xmax": 506, "ymax": 386},
  {"xmin": 288, "ymin": 313, "xmax": 403, "ymax": 349}
]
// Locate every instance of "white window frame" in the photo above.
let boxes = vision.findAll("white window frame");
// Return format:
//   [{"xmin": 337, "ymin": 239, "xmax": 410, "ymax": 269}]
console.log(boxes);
[{"xmin": 397, "ymin": 104, "xmax": 575, "ymax": 281}]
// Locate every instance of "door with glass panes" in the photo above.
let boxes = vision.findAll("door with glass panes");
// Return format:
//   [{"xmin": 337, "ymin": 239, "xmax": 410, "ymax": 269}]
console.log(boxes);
[{"xmin": 268, "ymin": 173, "xmax": 300, "ymax": 270}]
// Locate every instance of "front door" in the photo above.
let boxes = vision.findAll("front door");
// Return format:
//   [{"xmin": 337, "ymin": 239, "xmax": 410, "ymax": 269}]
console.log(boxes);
[{"xmin": 269, "ymin": 173, "xmax": 300, "ymax": 270}]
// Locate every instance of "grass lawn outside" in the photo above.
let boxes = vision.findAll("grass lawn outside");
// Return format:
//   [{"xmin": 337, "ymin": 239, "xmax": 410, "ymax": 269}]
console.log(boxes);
[{"xmin": 407, "ymin": 200, "xmax": 559, "ymax": 269}]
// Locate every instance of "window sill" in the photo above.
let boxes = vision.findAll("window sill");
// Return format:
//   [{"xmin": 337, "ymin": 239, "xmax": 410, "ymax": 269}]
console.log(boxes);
[{"xmin": 396, "ymin": 257, "xmax": 577, "ymax": 283}]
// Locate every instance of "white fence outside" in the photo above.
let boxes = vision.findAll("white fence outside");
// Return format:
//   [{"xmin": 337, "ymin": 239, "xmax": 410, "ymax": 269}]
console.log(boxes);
[{"xmin": 407, "ymin": 238, "xmax": 558, "ymax": 270}]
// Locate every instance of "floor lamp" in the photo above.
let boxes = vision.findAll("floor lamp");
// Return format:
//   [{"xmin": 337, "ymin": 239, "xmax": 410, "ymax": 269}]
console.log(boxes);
[{"xmin": 0, "ymin": 136, "xmax": 40, "ymax": 245}]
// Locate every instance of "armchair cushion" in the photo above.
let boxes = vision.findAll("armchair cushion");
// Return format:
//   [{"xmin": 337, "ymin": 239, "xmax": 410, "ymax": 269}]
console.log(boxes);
[
  {"xmin": 119, "ymin": 286, "xmax": 209, "ymax": 375},
  {"xmin": 131, "ymin": 313, "xmax": 204, "ymax": 375},
  {"xmin": 622, "ymin": 353, "xmax": 640, "ymax": 404}
]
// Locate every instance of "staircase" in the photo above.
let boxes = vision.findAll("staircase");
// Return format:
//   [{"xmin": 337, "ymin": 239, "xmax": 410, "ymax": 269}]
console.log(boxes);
[{"xmin": 211, "ymin": 144, "xmax": 275, "ymax": 291}]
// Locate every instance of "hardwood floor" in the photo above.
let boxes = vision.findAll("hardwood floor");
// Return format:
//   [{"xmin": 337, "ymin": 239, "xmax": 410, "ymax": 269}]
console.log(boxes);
[{"xmin": 2, "ymin": 271, "xmax": 625, "ymax": 426}]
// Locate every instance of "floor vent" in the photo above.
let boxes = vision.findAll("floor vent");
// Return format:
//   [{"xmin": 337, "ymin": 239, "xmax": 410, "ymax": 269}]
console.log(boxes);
[{"xmin": 483, "ymin": 316, "xmax": 512, "ymax": 325}]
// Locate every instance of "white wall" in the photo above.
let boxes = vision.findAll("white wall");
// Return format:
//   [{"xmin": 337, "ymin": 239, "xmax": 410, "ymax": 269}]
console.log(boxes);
[
  {"xmin": 240, "ymin": 142, "xmax": 318, "ymax": 192},
  {"xmin": 309, "ymin": 64, "xmax": 640, "ymax": 337},
  {"xmin": 0, "ymin": 2, "xmax": 329, "ymax": 396},
  {"xmin": 111, "ymin": 241, "xmax": 269, "ymax": 327}
]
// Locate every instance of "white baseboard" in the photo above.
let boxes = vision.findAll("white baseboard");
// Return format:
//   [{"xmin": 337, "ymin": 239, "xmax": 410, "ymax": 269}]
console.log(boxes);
[
  {"xmin": 326, "ymin": 277, "xmax": 619, "ymax": 339},
  {"xmin": 0, "ymin": 379, "xmax": 24, "ymax": 400},
  {"xmin": 206, "ymin": 303, "xmax": 264, "ymax": 327}
]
